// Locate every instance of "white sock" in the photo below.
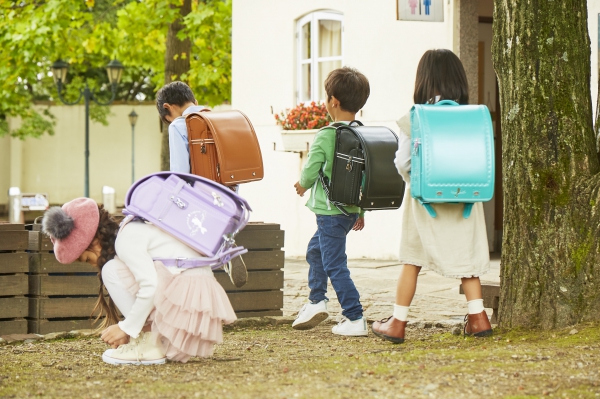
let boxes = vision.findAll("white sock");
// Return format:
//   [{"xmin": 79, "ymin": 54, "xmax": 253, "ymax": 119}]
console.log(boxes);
[
  {"xmin": 393, "ymin": 304, "xmax": 409, "ymax": 321},
  {"xmin": 467, "ymin": 299, "xmax": 485, "ymax": 314}
]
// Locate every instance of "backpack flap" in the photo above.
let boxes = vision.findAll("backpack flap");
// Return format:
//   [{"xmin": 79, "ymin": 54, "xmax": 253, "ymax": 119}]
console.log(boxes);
[
  {"xmin": 329, "ymin": 125, "xmax": 365, "ymax": 206},
  {"xmin": 352, "ymin": 126, "xmax": 405, "ymax": 210},
  {"xmin": 186, "ymin": 110, "xmax": 220, "ymax": 182},
  {"xmin": 411, "ymin": 101, "xmax": 494, "ymax": 218},
  {"xmin": 195, "ymin": 110, "xmax": 264, "ymax": 186},
  {"xmin": 125, "ymin": 172, "xmax": 251, "ymax": 260}
]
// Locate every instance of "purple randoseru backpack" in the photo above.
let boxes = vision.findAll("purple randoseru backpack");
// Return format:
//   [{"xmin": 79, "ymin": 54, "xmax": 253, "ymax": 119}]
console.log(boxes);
[{"xmin": 123, "ymin": 172, "xmax": 251, "ymax": 270}]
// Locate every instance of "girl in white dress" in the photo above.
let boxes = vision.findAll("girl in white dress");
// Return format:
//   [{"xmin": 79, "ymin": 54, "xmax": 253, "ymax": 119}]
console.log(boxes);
[
  {"xmin": 43, "ymin": 197, "xmax": 236, "ymax": 364},
  {"xmin": 372, "ymin": 49, "xmax": 493, "ymax": 343}
]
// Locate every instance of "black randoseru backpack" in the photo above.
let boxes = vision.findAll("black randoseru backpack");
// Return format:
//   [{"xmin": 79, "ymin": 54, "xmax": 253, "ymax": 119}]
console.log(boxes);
[{"xmin": 319, "ymin": 121, "xmax": 405, "ymax": 215}]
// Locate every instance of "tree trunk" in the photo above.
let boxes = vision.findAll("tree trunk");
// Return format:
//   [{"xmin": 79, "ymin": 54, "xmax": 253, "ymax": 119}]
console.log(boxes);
[
  {"xmin": 493, "ymin": 0, "xmax": 600, "ymax": 329},
  {"xmin": 160, "ymin": 0, "xmax": 192, "ymax": 171}
]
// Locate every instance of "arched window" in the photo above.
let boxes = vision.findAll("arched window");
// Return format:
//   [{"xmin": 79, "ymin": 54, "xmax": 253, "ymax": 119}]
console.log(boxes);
[{"xmin": 296, "ymin": 11, "xmax": 343, "ymax": 103}]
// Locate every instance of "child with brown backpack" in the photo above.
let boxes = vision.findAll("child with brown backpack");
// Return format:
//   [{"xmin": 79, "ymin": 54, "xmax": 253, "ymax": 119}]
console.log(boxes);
[{"xmin": 156, "ymin": 81, "xmax": 263, "ymax": 288}]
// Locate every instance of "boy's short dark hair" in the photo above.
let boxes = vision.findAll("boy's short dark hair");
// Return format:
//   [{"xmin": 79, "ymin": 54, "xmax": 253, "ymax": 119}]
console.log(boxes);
[
  {"xmin": 324, "ymin": 67, "xmax": 370, "ymax": 113},
  {"xmin": 156, "ymin": 81, "xmax": 196, "ymax": 124},
  {"xmin": 413, "ymin": 49, "xmax": 469, "ymax": 105}
]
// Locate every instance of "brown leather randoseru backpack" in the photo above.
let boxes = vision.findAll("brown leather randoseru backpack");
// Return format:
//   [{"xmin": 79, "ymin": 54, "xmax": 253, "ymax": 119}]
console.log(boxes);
[{"xmin": 185, "ymin": 110, "xmax": 264, "ymax": 186}]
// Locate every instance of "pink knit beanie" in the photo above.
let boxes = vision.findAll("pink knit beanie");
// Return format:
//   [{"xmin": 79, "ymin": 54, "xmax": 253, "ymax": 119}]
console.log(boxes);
[{"xmin": 42, "ymin": 198, "xmax": 100, "ymax": 264}]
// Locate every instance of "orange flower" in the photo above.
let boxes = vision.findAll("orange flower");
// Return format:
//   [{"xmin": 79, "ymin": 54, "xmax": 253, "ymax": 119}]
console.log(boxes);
[{"xmin": 275, "ymin": 102, "xmax": 330, "ymax": 130}]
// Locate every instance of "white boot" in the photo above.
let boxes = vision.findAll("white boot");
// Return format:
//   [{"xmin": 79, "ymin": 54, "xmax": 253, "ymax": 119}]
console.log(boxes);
[{"xmin": 102, "ymin": 332, "xmax": 166, "ymax": 365}]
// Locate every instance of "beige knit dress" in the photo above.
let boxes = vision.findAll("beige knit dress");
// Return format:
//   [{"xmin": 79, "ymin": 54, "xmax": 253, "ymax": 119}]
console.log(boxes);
[{"xmin": 396, "ymin": 112, "xmax": 490, "ymax": 278}]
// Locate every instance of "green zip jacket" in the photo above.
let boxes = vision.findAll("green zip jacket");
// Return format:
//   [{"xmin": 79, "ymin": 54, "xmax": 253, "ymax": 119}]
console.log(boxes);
[{"xmin": 299, "ymin": 124, "xmax": 364, "ymax": 216}]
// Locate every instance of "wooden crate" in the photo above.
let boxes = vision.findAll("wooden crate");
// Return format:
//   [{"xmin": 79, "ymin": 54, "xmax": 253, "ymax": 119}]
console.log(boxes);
[
  {"xmin": 214, "ymin": 223, "xmax": 285, "ymax": 318},
  {"xmin": 24, "ymin": 222, "xmax": 286, "ymax": 333},
  {"xmin": 0, "ymin": 297, "xmax": 28, "ymax": 335},
  {"xmin": 0, "ymin": 229, "xmax": 28, "ymax": 252},
  {"xmin": 0, "ymin": 223, "xmax": 29, "ymax": 334},
  {"xmin": 0, "ymin": 319, "xmax": 28, "ymax": 335},
  {"xmin": 28, "ymin": 318, "xmax": 99, "ymax": 335},
  {"xmin": 29, "ymin": 254, "xmax": 99, "ymax": 296},
  {"xmin": 27, "ymin": 229, "xmax": 54, "ymax": 252},
  {"xmin": 0, "ymin": 251, "xmax": 29, "ymax": 297},
  {"xmin": 28, "ymin": 252, "xmax": 100, "ymax": 334},
  {"xmin": 0, "ymin": 297, "xmax": 28, "ymax": 318}
]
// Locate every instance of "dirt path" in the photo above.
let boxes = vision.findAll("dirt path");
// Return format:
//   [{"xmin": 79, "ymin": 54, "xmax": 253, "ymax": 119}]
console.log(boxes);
[{"xmin": 1, "ymin": 322, "xmax": 599, "ymax": 399}]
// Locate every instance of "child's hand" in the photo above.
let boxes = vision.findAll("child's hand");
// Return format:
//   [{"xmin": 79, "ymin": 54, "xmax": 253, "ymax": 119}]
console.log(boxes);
[
  {"xmin": 101, "ymin": 324, "xmax": 130, "ymax": 348},
  {"xmin": 352, "ymin": 217, "xmax": 365, "ymax": 231},
  {"xmin": 294, "ymin": 181, "xmax": 308, "ymax": 197}
]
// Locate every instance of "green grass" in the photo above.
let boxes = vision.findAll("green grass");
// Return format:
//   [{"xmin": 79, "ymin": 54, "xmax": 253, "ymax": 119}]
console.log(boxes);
[{"xmin": 0, "ymin": 322, "xmax": 599, "ymax": 398}]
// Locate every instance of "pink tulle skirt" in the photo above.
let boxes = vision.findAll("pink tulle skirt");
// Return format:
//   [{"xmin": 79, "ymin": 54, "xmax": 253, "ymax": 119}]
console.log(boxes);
[{"xmin": 116, "ymin": 262, "xmax": 237, "ymax": 362}]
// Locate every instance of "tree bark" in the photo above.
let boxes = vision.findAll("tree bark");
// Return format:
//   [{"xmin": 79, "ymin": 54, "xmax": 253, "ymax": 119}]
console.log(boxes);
[
  {"xmin": 493, "ymin": 0, "xmax": 600, "ymax": 328},
  {"xmin": 160, "ymin": 0, "xmax": 192, "ymax": 171}
]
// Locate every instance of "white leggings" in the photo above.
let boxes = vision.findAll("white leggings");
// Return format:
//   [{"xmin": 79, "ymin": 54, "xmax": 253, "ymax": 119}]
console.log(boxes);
[
  {"xmin": 101, "ymin": 260, "xmax": 136, "ymax": 318},
  {"xmin": 101, "ymin": 258, "xmax": 212, "ymax": 319}
]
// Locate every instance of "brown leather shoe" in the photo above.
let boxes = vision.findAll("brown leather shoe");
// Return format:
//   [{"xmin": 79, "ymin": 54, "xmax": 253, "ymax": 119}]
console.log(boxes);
[
  {"xmin": 464, "ymin": 311, "xmax": 493, "ymax": 337},
  {"xmin": 371, "ymin": 316, "xmax": 407, "ymax": 344}
]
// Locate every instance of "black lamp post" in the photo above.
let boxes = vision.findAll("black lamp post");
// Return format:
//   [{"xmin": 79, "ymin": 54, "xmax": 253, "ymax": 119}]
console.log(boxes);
[
  {"xmin": 128, "ymin": 110, "xmax": 138, "ymax": 184},
  {"xmin": 51, "ymin": 59, "xmax": 124, "ymax": 198}
]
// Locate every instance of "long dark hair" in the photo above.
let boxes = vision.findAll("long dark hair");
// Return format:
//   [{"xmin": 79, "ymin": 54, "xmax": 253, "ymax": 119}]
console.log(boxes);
[
  {"xmin": 91, "ymin": 205, "xmax": 121, "ymax": 330},
  {"xmin": 413, "ymin": 49, "xmax": 469, "ymax": 105}
]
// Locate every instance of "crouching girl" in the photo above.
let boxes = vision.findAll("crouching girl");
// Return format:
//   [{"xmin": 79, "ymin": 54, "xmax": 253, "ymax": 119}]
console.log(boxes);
[{"xmin": 42, "ymin": 197, "xmax": 237, "ymax": 365}]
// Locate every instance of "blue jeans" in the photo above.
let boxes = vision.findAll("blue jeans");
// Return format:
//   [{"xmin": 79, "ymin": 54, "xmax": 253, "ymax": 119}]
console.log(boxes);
[{"xmin": 306, "ymin": 213, "xmax": 363, "ymax": 320}]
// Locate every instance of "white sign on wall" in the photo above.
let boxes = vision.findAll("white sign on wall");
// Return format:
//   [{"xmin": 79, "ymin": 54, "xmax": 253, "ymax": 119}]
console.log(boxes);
[{"xmin": 397, "ymin": 0, "xmax": 444, "ymax": 22}]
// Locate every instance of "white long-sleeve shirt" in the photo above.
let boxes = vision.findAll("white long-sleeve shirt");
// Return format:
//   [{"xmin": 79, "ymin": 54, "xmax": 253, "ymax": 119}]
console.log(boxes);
[
  {"xmin": 394, "ymin": 113, "xmax": 412, "ymax": 184},
  {"xmin": 114, "ymin": 220, "xmax": 208, "ymax": 338},
  {"xmin": 168, "ymin": 105, "xmax": 206, "ymax": 174}
]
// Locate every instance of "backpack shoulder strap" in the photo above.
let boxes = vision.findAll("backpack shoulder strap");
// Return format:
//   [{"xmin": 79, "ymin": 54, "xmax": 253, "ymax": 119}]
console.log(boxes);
[
  {"xmin": 315, "ymin": 121, "xmax": 353, "ymax": 216},
  {"xmin": 317, "ymin": 122, "xmax": 344, "ymax": 132}
]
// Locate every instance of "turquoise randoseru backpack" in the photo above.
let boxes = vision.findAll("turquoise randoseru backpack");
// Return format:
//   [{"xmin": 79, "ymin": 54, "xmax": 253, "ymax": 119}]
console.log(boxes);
[{"xmin": 410, "ymin": 100, "xmax": 494, "ymax": 219}]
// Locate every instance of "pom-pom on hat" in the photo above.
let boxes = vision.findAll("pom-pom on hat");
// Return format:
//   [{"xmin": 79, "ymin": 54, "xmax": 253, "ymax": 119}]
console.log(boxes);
[{"xmin": 42, "ymin": 198, "xmax": 100, "ymax": 264}]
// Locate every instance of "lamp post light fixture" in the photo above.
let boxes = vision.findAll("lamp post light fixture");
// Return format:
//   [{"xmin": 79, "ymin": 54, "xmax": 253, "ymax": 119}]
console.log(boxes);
[
  {"xmin": 128, "ymin": 110, "xmax": 138, "ymax": 185},
  {"xmin": 51, "ymin": 58, "xmax": 124, "ymax": 197}
]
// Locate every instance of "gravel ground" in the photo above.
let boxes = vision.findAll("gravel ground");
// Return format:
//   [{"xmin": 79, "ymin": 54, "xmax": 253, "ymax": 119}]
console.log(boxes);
[{"xmin": 1, "ymin": 321, "xmax": 599, "ymax": 399}]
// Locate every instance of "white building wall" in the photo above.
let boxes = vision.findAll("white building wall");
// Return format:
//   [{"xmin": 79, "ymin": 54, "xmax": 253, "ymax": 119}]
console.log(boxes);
[{"xmin": 232, "ymin": 0, "xmax": 456, "ymax": 259}]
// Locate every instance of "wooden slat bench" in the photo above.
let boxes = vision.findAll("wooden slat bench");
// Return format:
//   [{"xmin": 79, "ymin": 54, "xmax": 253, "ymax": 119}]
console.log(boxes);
[
  {"xmin": 217, "ymin": 222, "xmax": 285, "ymax": 318},
  {"xmin": 0, "ymin": 223, "xmax": 30, "ymax": 335},
  {"xmin": 27, "ymin": 224, "xmax": 102, "ymax": 334},
  {"xmin": 24, "ymin": 221, "xmax": 285, "ymax": 334}
]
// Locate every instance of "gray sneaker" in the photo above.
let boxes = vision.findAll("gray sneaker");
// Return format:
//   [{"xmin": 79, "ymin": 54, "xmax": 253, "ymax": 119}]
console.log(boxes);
[
  {"xmin": 224, "ymin": 256, "xmax": 248, "ymax": 288},
  {"xmin": 292, "ymin": 300, "xmax": 329, "ymax": 330}
]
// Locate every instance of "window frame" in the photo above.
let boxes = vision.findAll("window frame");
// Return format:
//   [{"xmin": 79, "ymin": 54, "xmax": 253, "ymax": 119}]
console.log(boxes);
[{"xmin": 296, "ymin": 10, "xmax": 344, "ymax": 104}]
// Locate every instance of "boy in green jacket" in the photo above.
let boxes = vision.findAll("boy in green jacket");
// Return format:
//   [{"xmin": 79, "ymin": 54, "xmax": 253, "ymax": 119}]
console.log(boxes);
[{"xmin": 293, "ymin": 67, "xmax": 370, "ymax": 336}]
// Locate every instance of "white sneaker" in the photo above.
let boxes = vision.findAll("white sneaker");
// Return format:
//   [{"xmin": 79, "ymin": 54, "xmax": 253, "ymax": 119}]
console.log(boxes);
[
  {"xmin": 332, "ymin": 316, "xmax": 368, "ymax": 337},
  {"xmin": 292, "ymin": 300, "xmax": 329, "ymax": 330},
  {"xmin": 102, "ymin": 332, "xmax": 166, "ymax": 365}
]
